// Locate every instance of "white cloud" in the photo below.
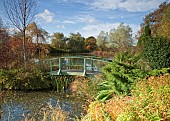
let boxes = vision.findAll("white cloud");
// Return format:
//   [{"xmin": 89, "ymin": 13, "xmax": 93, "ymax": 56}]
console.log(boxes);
[
  {"xmin": 90, "ymin": 0, "xmax": 168, "ymax": 12},
  {"xmin": 56, "ymin": 25, "xmax": 65, "ymax": 29},
  {"xmin": 79, "ymin": 22, "xmax": 140, "ymax": 38},
  {"xmin": 62, "ymin": 20, "xmax": 75, "ymax": 24},
  {"xmin": 55, "ymin": 0, "xmax": 90, "ymax": 4},
  {"xmin": 79, "ymin": 23, "xmax": 120, "ymax": 37},
  {"xmin": 119, "ymin": 0, "xmax": 165, "ymax": 12},
  {"xmin": 90, "ymin": 0, "xmax": 119, "ymax": 10},
  {"xmin": 35, "ymin": 9, "xmax": 55, "ymax": 23},
  {"xmin": 76, "ymin": 15, "xmax": 99, "ymax": 24}
]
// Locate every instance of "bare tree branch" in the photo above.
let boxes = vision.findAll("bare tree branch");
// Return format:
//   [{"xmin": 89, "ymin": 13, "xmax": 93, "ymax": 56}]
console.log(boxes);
[{"xmin": 3, "ymin": 0, "xmax": 37, "ymax": 67}]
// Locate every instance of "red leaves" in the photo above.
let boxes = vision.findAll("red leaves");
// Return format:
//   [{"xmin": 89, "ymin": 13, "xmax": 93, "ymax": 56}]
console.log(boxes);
[{"xmin": 0, "ymin": 37, "xmax": 36, "ymax": 69}]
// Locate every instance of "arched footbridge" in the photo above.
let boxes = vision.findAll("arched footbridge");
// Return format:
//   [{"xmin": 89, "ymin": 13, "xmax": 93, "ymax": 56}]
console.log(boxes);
[{"xmin": 36, "ymin": 56, "xmax": 111, "ymax": 76}]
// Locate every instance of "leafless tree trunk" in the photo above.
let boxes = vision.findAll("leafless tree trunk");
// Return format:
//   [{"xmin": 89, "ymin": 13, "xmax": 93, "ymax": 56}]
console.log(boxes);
[{"xmin": 3, "ymin": 0, "xmax": 37, "ymax": 68}]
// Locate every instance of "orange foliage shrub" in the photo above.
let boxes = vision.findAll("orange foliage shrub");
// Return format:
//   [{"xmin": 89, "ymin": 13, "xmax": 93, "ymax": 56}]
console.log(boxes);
[
  {"xmin": 105, "ymin": 96, "xmax": 130, "ymax": 120},
  {"xmin": 117, "ymin": 74, "xmax": 170, "ymax": 121},
  {"xmin": 82, "ymin": 74, "xmax": 170, "ymax": 121},
  {"xmin": 82, "ymin": 96, "xmax": 131, "ymax": 121}
]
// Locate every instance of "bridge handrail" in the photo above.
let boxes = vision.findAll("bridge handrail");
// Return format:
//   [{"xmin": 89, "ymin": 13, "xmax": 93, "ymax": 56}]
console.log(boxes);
[{"xmin": 35, "ymin": 56, "xmax": 112, "ymax": 76}]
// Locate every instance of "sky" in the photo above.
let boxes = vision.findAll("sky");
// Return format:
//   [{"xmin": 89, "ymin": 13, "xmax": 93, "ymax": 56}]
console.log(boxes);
[{"xmin": 1, "ymin": 0, "xmax": 170, "ymax": 39}]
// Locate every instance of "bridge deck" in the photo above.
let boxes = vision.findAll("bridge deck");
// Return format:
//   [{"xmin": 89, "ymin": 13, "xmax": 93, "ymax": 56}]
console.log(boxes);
[{"xmin": 49, "ymin": 69, "xmax": 101, "ymax": 76}]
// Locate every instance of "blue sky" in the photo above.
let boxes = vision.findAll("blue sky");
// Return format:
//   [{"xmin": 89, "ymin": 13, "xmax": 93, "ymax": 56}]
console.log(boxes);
[{"xmin": 1, "ymin": 0, "xmax": 170, "ymax": 38}]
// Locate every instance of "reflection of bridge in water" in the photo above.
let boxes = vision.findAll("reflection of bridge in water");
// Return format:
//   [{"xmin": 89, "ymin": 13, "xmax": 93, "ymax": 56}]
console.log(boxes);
[{"xmin": 38, "ymin": 56, "xmax": 111, "ymax": 76}]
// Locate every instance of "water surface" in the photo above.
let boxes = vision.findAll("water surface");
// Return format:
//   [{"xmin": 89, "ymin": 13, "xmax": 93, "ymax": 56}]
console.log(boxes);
[{"xmin": 0, "ymin": 91, "xmax": 85, "ymax": 121}]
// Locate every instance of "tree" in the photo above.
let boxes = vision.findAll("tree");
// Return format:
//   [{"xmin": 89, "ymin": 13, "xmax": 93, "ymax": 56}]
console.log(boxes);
[
  {"xmin": 141, "ymin": 2, "xmax": 170, "ymax": 36},
  {"xmin": 157, "ymin": 5, "xmax": 170, "ymax": 38},
  {"xmin": 96, "ymin": 31, "xmax": 108, "ymax": 51},
  {"xmin": 108, "ymin": 23, "xmax": 133, "ymax": 52},
  {"xmin": 137, "ymin": 24, "xmax": 151, "ymax": 46},
  {"xmin": 67, "ymin": 33, "xmax": 85, "ymax": 52},
  {"xmin": 84, "ymin": 36, "xmax": 97, "ymax": 52},
  {"xmin": 8, "ymin": 35, "xmax": 36, "ymax": 68},
  {"xmin": 27, "ymin": 22, "xmax": 49, "ymax": 57},
  {"xmin": 0, "ymin": 18, "xmax": 10, "ymax": 69},
  {"xmin": 27, "ymin": 22, "xmax": 48, "ymax": 44},
  {"xmin": 51, "ymin": 32, "xmax": 66, "ymax": 49},
  {"xmin": 138, "ymin": 2, "xmax": 170, "ymax": 69},
  {"xmin": 3, "ymin": 0, "xmax": 37, "ymax": 67},
  {"xmin": 0, "ymin": 18, "xmax": 9, "ymax": 43},
  {"xmin": 144, "ymin": 23, "xmax": 151, "ymax": 36}
]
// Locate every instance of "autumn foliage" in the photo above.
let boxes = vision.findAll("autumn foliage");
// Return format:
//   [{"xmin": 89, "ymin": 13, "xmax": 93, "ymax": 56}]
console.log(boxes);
[
  {"xmin": 0, "ymin": 36, "xmax": 36, "ymax": 69},
  {"xmin": 82, "ymin": 74, "xmax": 170, "ymax": 121},
  {"xmin": 140, "ymin": 2, "xmax": 170, "ymax": 38},
  {"xmin": 0, "ymin": 35, "xmax": 50, "ymax": 69},
  {"xmin": 84, "ymin": 36, "xmax": 97, "ymax": 52}
]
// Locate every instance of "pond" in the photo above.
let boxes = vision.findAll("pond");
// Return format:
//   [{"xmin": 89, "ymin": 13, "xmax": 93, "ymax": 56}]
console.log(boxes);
[
  {"xmin": 0, "ymin": 54, "xmax": 110, "ymax": 121},
  {"xmin": 0, "ymin": 91, "xmax": 85, "ymax": 121}
]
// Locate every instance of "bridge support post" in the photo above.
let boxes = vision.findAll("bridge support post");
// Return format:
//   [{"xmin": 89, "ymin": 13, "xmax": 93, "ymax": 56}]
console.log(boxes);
[
  {"xmin": 68, "ymin": 58, "xmax": 71, "ymax": 69},
  {"xmin": 83, "ymin": 58, "xmax": 86, "ymax": 76},
  {"xmin": 58, "ymin": 58, "xmax": 62, "ymax": 75},
  {"xmin": 91, "ymin": 57, "xmax": 94, "ymax": 71},
  {"xmin": 50, "ymin": 60, "xmax": 52, "ymax": 73}
]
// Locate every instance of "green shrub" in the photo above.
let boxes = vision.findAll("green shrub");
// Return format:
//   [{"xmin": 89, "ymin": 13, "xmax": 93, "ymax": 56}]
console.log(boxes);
[
  {"xmin": 17, "ymin": 67, "xmax": 51, "ymax": 90},
  {"xmin": 96, "ymin": 81, "xmax": 118, "ymax": 102},
  {"xmin": 0, "ymin": 65, "xmax": 51, "ymax": 90},
  {"xmin": 0, "ymin": 69, "xmax": 21, "ymax": 90},
  {"xmin": 148, "ymin": 68, "xmax": 170, "ymax": 76},
  {"xmin": 96, "ymin": 52, "xmax": 147, "ymax": 102},
  {"xmin": 142, "ymin": 36, "xmax": 170, "ymax": 69}
]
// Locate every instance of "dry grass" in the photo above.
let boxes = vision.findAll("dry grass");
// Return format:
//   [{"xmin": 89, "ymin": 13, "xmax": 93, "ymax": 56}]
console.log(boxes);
[
  {"xmin": 24, "ymin": 102, "xmax": 69, "ymax": 121},
  {"xmin": 69, "ymin": 76, "xmax": 89, "ymax": 95},
  {"xmin": 41, "ymin": 102, "xmax": 69, "ymax": 121},
  {"xmin": 69, "ymin": 76, "xmax": 99, "ymax": 100}
]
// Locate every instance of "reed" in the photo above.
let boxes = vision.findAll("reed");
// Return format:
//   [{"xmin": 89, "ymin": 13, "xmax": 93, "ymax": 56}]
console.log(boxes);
[{"xmin": 51, "ymin": 76, "xmax": 73, "ymax": 92}]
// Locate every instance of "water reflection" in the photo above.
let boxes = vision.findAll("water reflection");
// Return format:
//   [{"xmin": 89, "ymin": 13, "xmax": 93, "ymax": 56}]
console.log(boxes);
[{"xmin": 0, "ymin": 91, "xmax": 85, "ymax": 121}]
